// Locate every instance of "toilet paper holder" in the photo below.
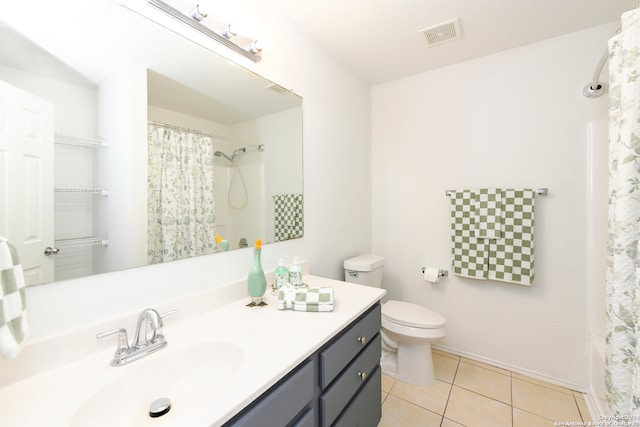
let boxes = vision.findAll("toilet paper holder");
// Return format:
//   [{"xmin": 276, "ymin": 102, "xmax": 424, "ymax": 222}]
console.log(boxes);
[{"xmin": 422, "ymin": 267, "xmax": 448, "ymax": 277}]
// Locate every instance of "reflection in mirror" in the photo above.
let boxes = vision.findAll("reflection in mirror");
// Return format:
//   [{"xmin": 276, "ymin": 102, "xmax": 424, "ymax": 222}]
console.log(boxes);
[{"xmin": 0, "ymin": 0, "xmax": 303, "ymax": 286}]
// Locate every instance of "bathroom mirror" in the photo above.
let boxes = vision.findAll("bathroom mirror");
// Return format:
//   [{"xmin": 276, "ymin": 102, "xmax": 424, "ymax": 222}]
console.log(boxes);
[{"xmin": 0, "ymin": 0, "xmax": 303, "ymax": 285}]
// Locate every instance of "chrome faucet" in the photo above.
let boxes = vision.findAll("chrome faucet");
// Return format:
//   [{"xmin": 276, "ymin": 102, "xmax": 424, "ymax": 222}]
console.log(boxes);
[
  {"xmin": 132, "ymin": 308, "xmax": 164, "ymax": 348},
  {"xmin": 97, "ymin": 308, "xmax": 177, "ymax": 366}
]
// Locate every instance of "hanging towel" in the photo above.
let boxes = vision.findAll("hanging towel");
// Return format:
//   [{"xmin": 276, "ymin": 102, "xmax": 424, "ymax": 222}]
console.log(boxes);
[
  {"xmin": 487, "ymin": 189, "xmax": 536, "ymax": 286},
  {"xmin": 278, "ymin": 286, "xmax": 334, "ymax": 312},
  {"xmin": 450, "ymin": 190, "xmax": 489, "ymax": 279},
  {"xmin": 474, "ymin": 188, "xmax": 503, "ymax": 239},
  {"xmin": 273, "ymin": 193, "xmax": 304, "ymax": 242},
  {"xmin": 0, "ymin": 236, "xmax": 29, "ymax": 359},
  {"xmin": 450, "ymin": 188, "xmax": 536, "ymax": 285}
]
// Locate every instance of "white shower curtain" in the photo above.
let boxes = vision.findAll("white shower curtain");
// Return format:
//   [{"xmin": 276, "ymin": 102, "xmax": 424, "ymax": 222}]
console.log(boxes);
[
  {"xmin": 605, "ymin": 8, "xmax": 640, "ymax": 416},
  {"xmin": 147, "ymin": 123, "xmax": 216, "ymax": 264}
]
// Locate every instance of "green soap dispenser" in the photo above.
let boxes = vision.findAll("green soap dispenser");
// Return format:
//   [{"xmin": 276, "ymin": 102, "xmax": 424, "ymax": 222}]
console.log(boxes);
[{"xmin": 247, "ymin": 239, "xmax": 267, "ymax": 306}]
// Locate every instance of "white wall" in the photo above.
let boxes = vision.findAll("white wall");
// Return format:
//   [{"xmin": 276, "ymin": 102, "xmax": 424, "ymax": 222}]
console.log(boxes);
[
  {"xmin": 371, "ymin": 23, "xmax": 614, "ymax": 389},
  {"xmin": 94, "ymin": 64, "xmax": 149, "ymax": 274},
  {"xmin": 233, "ymin": 108, "xmax": 303, "ymax": 242},
  {"xmin": 19, "ymin": 0, "xmax": 371, "ymax": 340}
]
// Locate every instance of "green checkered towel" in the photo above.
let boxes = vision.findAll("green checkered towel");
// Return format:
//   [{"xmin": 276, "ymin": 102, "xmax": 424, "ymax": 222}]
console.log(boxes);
[
  {"xmin": 0, "ymin": 236, "xmax": 29, "ymax": 359},
  {"xmin": 475, "ymin": 188, "xmax": 502, "ymax": 239},
  {"xmin": 277, "ymin": 286, "xmax": 334, "ymax": 312},
  {"xmin": 274, "ymin": 194, "xmax": 304, "ymax": 242},
  {"xmin": 487, "ymin": 189, "xmax": 536, "ymax": 286},
  {"xmin": 450, "ymin": 189, "xmax": 536, "ymax": 285}
]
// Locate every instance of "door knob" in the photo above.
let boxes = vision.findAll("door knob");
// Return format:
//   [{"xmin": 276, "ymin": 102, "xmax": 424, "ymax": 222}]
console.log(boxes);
[{"xmin": 44, "ymin": 246, "xmax": 60, "ymax": 256}]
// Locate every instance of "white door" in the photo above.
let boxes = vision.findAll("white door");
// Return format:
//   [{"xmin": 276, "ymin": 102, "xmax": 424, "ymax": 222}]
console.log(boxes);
[{"xmin": 0, "ymin": 80, "xmax": 54, "ymax": 285}]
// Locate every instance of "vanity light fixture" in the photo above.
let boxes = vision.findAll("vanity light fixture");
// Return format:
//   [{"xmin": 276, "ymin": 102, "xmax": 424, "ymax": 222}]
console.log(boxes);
[
  {"xmin": 220, "ymin": 24, "xmax": 236, "ymax": 39},
  {"xmin": 189, "ymin": 4, "xmax": 207, "ymax": 22},
  {"xmin": 147, "ymin": 0, "xmax": 263, "ymax": 62}
]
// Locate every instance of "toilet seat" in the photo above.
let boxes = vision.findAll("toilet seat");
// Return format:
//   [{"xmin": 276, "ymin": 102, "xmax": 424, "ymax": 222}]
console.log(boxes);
[{"xmin": 382, "ymin": 300, "xmax": 446, "ymax": 329}]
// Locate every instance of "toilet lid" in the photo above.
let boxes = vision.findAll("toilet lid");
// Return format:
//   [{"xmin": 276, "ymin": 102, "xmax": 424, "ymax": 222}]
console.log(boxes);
[{"xmin": 382, "ymin": 300, "xmax": 446, "ymax": 329}]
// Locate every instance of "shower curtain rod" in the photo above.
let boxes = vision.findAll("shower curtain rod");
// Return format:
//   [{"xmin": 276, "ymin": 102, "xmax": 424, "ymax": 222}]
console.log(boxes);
[
  {"xmin": 582, "ymin": 27, "xmax": 621, "ymax": 98},
  {"xmin": 148, "ymin": 120, "xmax": 263, "ymax": 150}
]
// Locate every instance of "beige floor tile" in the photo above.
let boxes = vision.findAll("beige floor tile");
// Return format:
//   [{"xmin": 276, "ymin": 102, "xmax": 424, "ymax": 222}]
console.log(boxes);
[
  {"xmin": 454, "ymin": 362, "xmax": 512, "ymax": 404},
  {"xmin": 379, "ymin": 395, "xmax": 442, "ymax": 427},
  {"xmin": 391, "ymin": 379, "xmax": 452, "ymax": 415},
  {"xmin": 382, "ymin": 390, "xmax": 389, "ymax": 404},
  {"xmin": 512, "ymin": 378, "xmax": 581, "ymax": 422},
  {"xmin": 513, "ymin": 408, "xmax": 556, "ymax": 426},
  {"xmin": 445, "ymin": 386, "xmax": 512, "ymax": 427},
  {"xmin": 382, "ymin": 374, "xmax": 396, "ymax": 393},
  {"xmin": 441, "ymin": 418, "xmax": 465, "ymax": 427},
  {"xmin": 511, "ymin": 372, "xmax": 574, "ymax": 395},
  {"xmin": 435, "ymin": 353, "xmax": 459, "ymax": 383},
  {"xmin": 575, "ymin": 396, "xmax": 593, "ymax": 422},
  {"xmin": 461, "ymin": 356, "xmax": 511, "ymax": 376}
]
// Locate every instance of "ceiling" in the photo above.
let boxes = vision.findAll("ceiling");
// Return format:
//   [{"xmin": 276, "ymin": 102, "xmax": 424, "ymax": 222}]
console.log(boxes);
[{"xmin": 265, "ymin": 0, "xmax": 637, "ymax": 84}]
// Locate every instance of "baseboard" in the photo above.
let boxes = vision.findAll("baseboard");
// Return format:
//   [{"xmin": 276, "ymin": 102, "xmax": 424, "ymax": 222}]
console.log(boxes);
[
  {"xmin": 584, "ymin": 385, "xmax": 606, "ymax": 420},
  {"xmin": 432, "ymin": 344, "xmax": 588, "ymax": 393}
]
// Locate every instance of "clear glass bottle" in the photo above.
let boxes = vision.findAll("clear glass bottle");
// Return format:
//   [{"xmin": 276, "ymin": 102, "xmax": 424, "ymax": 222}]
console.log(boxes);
[{"xmin": 247, "ymin": 239, "xmax": 267, "ymax": 305}]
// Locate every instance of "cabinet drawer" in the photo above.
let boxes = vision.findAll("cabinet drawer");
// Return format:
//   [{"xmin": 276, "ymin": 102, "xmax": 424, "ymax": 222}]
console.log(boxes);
[
  {"xmin": 320, "ymin": 303, "xmax": 381, "ymax": 388},
  {"xmin": 320, "ymin": 333, "xmax": 381, "ymax": 427},
  {"xmin": 332, "ymin": 366, "xmax": 382, "ymax": 427},
  {"xmin": 291, "ymin": 407, "xmax": 314, "ymax": 427},
  {"xmin": 224, "ymin": 360, "xmax": 314, "ymax": 427}
]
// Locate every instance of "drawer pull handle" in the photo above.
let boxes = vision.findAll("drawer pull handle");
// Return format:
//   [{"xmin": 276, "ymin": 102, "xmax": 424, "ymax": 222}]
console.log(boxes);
[
  {"xmin": 358, "ymin": 371, "xmax": 367, "ymax": 381},
  {"xmin": 357, "ymin": 336, "xmax": 366, "ymax": 345}
]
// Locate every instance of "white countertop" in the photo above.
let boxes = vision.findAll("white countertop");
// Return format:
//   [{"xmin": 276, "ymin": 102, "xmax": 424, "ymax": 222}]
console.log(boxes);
[{"xmin": 0, "ymin": 275, "xmax": 385, "ymax": 426}]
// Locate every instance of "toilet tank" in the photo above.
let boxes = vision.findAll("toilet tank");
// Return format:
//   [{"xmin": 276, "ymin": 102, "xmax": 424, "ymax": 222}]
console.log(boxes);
[{"xmin": 343, "ymin": 254, "xmax": 384, "ymax": 288}]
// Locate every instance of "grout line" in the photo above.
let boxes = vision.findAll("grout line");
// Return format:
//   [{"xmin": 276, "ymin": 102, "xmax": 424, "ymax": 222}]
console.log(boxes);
[
  {"xmin": 510, "ymin": 369, "xmax": 514, "ymax": 427},
  {"xmin": 439, "ymin": 357, "xmax": 461, "ymax": 426},
  {"xmin": 386, "ymin": 392, "xmax": 446, "ymax": 422},
  {"xmin": 574, "ymin": 394, "xmax": 585, "ymax": 422},
  {"xmin": 515, "ymin": 406, "xmax": 558, "ymax": 423}
]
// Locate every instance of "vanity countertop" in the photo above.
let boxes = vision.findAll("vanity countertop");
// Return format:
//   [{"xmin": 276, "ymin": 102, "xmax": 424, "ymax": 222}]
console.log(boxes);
[{"xmin": 0, "ymin": 275, "xmax": 385, "ymax": 426}]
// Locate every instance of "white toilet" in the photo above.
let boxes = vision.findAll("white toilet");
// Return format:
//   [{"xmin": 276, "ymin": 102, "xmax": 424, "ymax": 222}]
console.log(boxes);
[{"xmin": 344, "ymin": 254, "xmax": 446, "ymax": 387}]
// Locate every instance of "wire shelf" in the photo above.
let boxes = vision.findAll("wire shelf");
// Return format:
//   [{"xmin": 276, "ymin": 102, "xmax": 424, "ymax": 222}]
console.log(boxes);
[
  {"xmin": 54, "ymin": 237, "xmax": 109, "ymax": 249},
  {"xmin": 54, "ymin": 134, "xmax": 107, "ymax": 148},
  {"xmin": 54, "ymin": 188, "xmax": 109, "ymax": 196}
]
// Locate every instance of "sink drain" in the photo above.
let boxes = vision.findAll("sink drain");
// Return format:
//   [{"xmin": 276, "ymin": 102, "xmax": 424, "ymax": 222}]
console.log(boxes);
[{"xmin": 149, "ymin": 397, "xmax": 171, "ymax": 418}]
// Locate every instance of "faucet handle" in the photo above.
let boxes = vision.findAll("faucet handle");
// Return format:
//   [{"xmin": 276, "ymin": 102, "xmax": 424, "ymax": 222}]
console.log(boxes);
[
  {"xmin": 153, "ymin": 310, "xmax": 177, "ymax": 342},
  {"xmin": 97, "ymin": 328, "xmax": 130, "ymax": 362},
  {"xmin": 160, "ymin": 309, "xmax": 178, "ymax": 321}
]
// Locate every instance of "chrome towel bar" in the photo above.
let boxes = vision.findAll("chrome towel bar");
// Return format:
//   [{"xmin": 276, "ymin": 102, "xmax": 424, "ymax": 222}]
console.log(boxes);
[{"xmin": 445, "ymin": 188, "xmax": 548, "ymax": 197}]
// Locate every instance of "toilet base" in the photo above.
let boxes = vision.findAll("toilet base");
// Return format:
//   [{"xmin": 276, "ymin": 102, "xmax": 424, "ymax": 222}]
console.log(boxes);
[{"xmin": 380, "ymin": 342, "xmax": 436, "ymax": 387}]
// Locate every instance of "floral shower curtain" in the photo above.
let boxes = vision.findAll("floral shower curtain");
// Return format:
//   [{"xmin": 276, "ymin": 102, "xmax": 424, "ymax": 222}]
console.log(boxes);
[
  {"xmin": 147, "ymin": 123, "xmax": 216, "ymax": 264},
  {"xmin": 605, "ymin": 8, "xmax": 640, "ymax": 416}
]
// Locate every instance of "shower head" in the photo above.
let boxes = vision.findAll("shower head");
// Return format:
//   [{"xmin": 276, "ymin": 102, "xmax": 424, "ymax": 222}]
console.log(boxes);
[
  {"xmin": 214, "ymin": 147, "xmax": 246, "ymax": 162},
  {"xmin": 214, "ymin": 150, "xmax": 233, "ymax": 161}
]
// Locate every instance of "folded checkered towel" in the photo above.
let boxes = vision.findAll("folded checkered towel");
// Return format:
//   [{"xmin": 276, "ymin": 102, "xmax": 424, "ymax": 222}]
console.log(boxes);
[
  {"xmin": 0, "ymin": 236, "xmax": 29, "ymax": 359},
  {"xmin": 277, "ymin": 286, "xmax": 334, "ymax": 312}
]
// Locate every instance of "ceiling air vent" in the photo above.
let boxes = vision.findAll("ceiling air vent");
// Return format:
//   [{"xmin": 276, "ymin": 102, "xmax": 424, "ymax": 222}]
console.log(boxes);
[{"xmin": 419, "ymin": 18, "xmax": 462, "ymax": 47}]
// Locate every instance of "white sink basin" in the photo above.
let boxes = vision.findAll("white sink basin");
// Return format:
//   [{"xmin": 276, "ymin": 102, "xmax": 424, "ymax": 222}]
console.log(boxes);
[{"xmin": 24, "ymin": 326, "xmax": 255, "ymax": 427}]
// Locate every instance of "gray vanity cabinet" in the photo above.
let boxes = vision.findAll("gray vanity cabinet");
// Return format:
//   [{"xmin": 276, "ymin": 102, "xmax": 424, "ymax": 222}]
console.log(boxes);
[
  {"xmin": 223, "ymin": 303, "xmax": 382, "ymax": 427},
  {"xmin": 223, "ymin": 359, "xmax": 315, "ymax": 427},
  {"xmin": 319, "ymin": 304, "xmax": 381, "ymax": 426}
]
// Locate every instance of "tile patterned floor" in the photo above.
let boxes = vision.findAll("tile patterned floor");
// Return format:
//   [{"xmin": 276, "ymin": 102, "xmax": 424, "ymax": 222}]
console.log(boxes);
[{"xmin": 379, "ymin": 349, "xmax": 592, "ymax": 427}]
